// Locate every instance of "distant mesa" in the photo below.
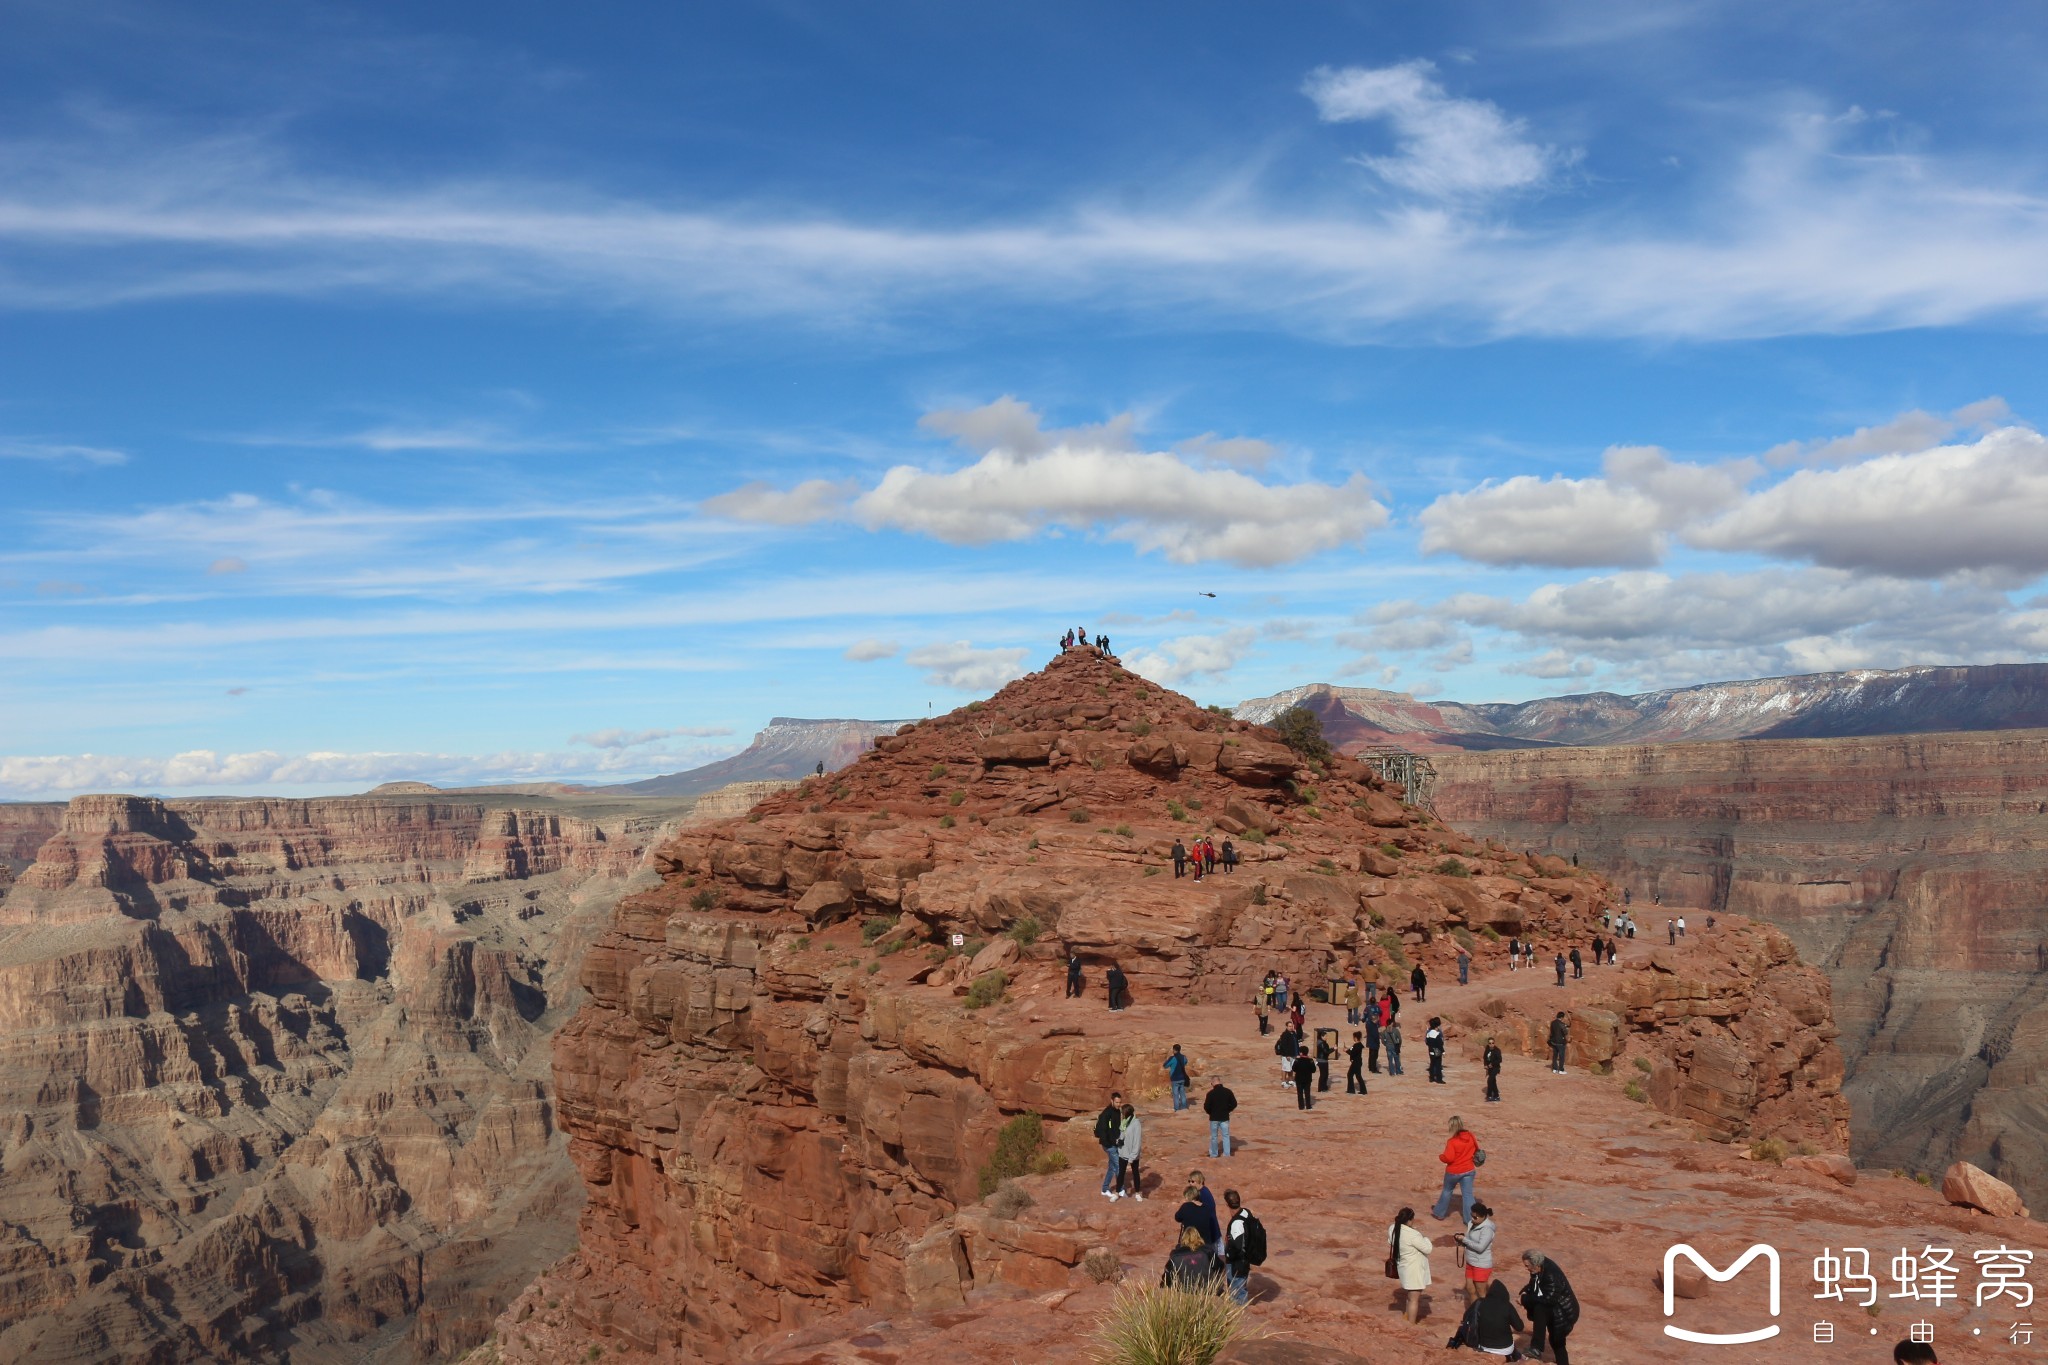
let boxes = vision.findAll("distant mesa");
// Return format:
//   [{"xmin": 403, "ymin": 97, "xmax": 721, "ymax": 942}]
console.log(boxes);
[
  {"xmin": 599, "ymin": 716, "xmax": 913, "ymax": 797},
  {"xmin": 1235, "ymin": 662, "xmax": 2048, "ymax": 752}
]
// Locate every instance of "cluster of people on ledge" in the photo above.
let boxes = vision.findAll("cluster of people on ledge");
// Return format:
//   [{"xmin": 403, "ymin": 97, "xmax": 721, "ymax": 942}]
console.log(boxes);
[
  {"xmin": 1170, "ymin": 836, "xmax": 1237, "ymax": 879},
  {"xmin": 1059, "ymin": 627, "xmax": 1112, "ymax": 656}
]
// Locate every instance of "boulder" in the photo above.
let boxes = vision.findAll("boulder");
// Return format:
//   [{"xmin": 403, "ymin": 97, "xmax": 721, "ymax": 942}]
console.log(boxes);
[
  {"xmin": 903, "ymin": 1225, "xmax": 971, "ymax": 1312},
  {"xmin": 1657, "ymin": 1260, "xmax": 1711, "ymax": 1299},
  {"xmin": 968, "ymin": 936, "xmax": 1020, "ymax": 976},
  {"xmin": 977, "ymin": 732, "xmax": 1057, "ymax": 765},
  {"xmin": 1214, "ymin": 739, "xmax": 1298, "ymax": 785},
  {"xmin": 1943, "ymin": 1161, "xmax": 2029, "ymax": 1218},
  {"xmin": 1785, "ymin": 1154, "xmax": 1857, "ymax": 1187}
]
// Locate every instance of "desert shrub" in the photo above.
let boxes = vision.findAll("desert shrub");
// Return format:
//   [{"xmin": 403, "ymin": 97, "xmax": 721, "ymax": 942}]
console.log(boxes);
[
  {"xmin": 939, "ymin": 814, "xmax": 956, "ymax": 829},
  {"xmin": 1915, "ymin": 1171, "xmax": 1934, "ymax": 1187},
  {"xmin": 1250, "ymin": 885, "xmax": 1267, "ymax": 905},
  {"xmin": 1623, "ymin": 1080, "xmax": 1649, "ymax": 1103},
  {"xmin": 862, "ymin": 917, "xmax": 894, "ymax": 944},
  {"xmin": 1634, "ymin": 1056, "xmax": 1654, "ymax": 1073},
  {"xmin": 832, "ymin": 783, "xmax": 850, "ymax": 800},
  {"xmin": 1091, "ymin": 1280, "xmax": 1250, "ymax": 1365},
  {"xmin": 1240, "ymin": 828, "xmax": 1266, "ymax": 844},
  {"xmin": 1131, "ymin": 719, "xmax": 1153, "ymax": 736},
  {"xmin": 961, "ymin": 937, "xmax": 988, "ymax": 959},
  {"xmin": 965, "ymin": 970, "xmax": 1009, "ymax": 1011},
  {"xmin": 1028, "ymin": 836, "xmax": 1039, "ymax": 849},
  {"xmin": 1313, "ymin": 858, "xmax": 1336, "ymax": 876},
  {"xmin": 1069, "ymin": 808, "xmax": 1091, "ymax": 823},
  {"xmin": 1452, "ymin": 927, "xmax": 1476, "ymax": 951},
  {"xmin": 1084, "ymin": 1249, "xmax": 1125, "ymax": 1284},
  {"xmin": 1435, "ymin": 858, "xmax": 1471, "ymax": 878},
  {"xmin": 1007, "ymin": 915, "xmax": 1042, "ymax": 946},
  {"xmin": 1750, "ymin": 1138, "xmax": 1787, "ymax": 1164},
  {"xmin": 866, "ymin": 961, "xmax": 880, "ymax": 975},
  {"xmin": 1375, "ymin": 931, "xmax": 1409, "ymax": 968},
  {"xmin": 1792, "ymin": 1142, "xmax": 1820, "ymax": 1157},
  {"xmin": 1166, "ymin": 799, "xmax": 1188, "ymax": 822},
  {"xmin": 1270, "ymin": 705, "xmax": 1332, "ymax": 765},
  {"xmin": 688, "ymin": 888, "xmax": 720, "ymax": 912},
  {"xmin": 1144, "ymin": 866, "xmax": 1161, "ymax": 877},
  {"xmin": 929, "ymin": 763, "xmax": 948, "ymax": 778},
  {"xmin": 1115, "ymin": 823, "xmax": 1134, "ymax": 837},
  {"xmin": 1292, "ymin": 784, "xmax": 1318, "ymax": 805},
  {"xmin": 878, "ymin": 938, "xmax": 905, "ymax": 956},
  {"xmin": 1366, "ymin": 909, "xmax": 1386, "ymax": 927},
  {"xmin": 1480, "ymin": 926, "xmax": 1501, "ymax": 942},
  {"xmin": 967, "ymin": 700, "xmax": 984, "ymax": 711},
  {"xmin": 1380, "ymin": 841, "xmax": 1403, "ymax": 857},
  {"xmin": 1029, "ymin": 1148, "xmax": 1069, "ymax": 1176},
  {"xmin": 949, "ymin": 789, "xmax": 967, "ymax": 806},
  {"xmin": 1186, "ymin": 797, "xmax": 1203, "ymax": 811},
  {"xmin": 975, "ymin": 1112, "xmax": 1044, "ymax": 1196},
  {"xmin": 1090, "ymin": 753, "xmax": 1107, "ymax": 770},
  {"xmin": 987, "ymin": 1179, "xmax": 1035, "ymax": 1220}
]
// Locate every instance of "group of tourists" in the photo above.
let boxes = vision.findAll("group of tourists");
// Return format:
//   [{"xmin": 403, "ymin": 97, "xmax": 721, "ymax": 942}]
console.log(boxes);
[
  {"xmin": 1171, "ymin": 836, "xmax": 1237, "ymax": 879},
  {"xmin": 1060, "ymin": 627, "xmax": 1112, "ymax": 655}
]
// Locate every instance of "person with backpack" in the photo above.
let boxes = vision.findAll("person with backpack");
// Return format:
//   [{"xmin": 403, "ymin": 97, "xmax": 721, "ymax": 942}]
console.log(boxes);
[
  {"xmin": 1290, "ymin": 1050, "xmax": 1317, "ymax": 1109},
  {"xmin": 1346, "ymin": 1030, "xmax": 1368, "ymax": 1094},
  {"xmin": 1384, "ymin": 1017, "xmax": 1405, "ymax": 1075},
  {"xmin": 1203, "ymin": 1077, "xmax": 1237, "ymax": 1157},
  {"xmin": 1506, "ymin": 936, "xmax": 1520, "ymax": 971},
  {"xmin": 1107, "ymin": 963, "xmax": 1128, "ymax": 1012},
  {"xmin": 1114, "ymin": 1103, "xmax": 1144, "ymax": 1200},
  {"xmin": 1425, "ymin": 1017, "xmax": 1447, "ymax": 1085},
  {"xmin": 1390, "ymin": 1206, "xmax": 1433, "ymax": 1323},
  {"xmin": 1163, "ymin": 1044, "xmax": 1192, "ymax": 1111},
  {"xmin": 1095, "ymin": 1091, "xmax": 1125, "ymax": 1196},
  {"xmin": 1519, "ymin": 1249, "xmax": 1580, "ymax": 1364},
  {"xmin": 1431, "ymin": 1116, "xmax": 1479, "ymax": 1223},
  {"xmin": 1568, "ymin": 946, "xmax": 1582, "ymax": 980},
  {"xmin": 1222, "ymin": 1189, "xmax": 1262, "ymax": 1305},
  {"xmin": 1161, "ymin": 1226, "xmax": 1222, "ymax": 1292},
  {"xmin": 1548, "ymin": 1012, "xmax": 1569, "ymax": 1074}
]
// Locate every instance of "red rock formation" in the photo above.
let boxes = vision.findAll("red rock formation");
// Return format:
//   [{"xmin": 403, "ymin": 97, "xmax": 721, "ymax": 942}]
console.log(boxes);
[
  {"xmin": 0, "ymin": 790, "xmax": 696, "ymax": 1363},
  {"xmin": 497, "ymin": 651, "xmax": 1865, "ymax": 1362},
  {"xmin": 1434, "ymin": 729, "xmax": 2048, "ymax": 1207}
]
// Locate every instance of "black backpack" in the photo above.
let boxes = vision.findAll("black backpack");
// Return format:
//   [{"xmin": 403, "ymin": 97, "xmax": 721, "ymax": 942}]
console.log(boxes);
[{"xmin": 1237, "ymin": 1211, "xmax": 1268, "ymax": 1266}]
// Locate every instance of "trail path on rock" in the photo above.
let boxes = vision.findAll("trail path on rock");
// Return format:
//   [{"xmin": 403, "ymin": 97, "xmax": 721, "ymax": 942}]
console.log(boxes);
[{"xmin": 758, "ymin": 905, "xmax": 2046, "ymax": 1365}]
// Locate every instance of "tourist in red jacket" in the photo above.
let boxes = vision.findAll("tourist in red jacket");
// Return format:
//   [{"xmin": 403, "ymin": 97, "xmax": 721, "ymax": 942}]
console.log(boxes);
[{"xmin": 1430, "ymin": 1115, "xmax": 1479, "ymax": 1223}]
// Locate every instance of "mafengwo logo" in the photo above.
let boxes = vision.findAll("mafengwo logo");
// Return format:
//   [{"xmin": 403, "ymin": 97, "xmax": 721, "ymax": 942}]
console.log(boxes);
[{"xmin": 1664, "ymin": 1243, "xmax": 1782, "ymax": 1345}]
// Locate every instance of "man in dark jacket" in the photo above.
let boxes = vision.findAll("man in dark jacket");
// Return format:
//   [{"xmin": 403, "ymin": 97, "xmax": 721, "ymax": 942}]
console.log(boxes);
[
  {"xmin": 1410, "ymin": 963, "xmax": 1427, "ymax": 1001},
  {"xmin": 1106, "ymin": 963, "xmax": 1127, "ymax": 1012},
  {"xmin": 1569, "ymin": 946, "xmax": 1583, "ymax": 979},
  {"xmin": 1520, "ymin": 1249, "xmax": 1580, "ymax": 1364},
  {"xmin": 1554, "ymin": 952, "xmax": 1567, "ymax": 986},
  {"xmin": 1314, "ymin": 1029, "xmax": 1335, "ymax": 1091},
  {"xmin": 1346, "ymin": 1031, "xmax": 1367, "ymax": 1094},
  {"xmin": 1065, "ymin": 951, "xmax": 1083, "ymax": 998},
  {"xmin": 1173, "ymin": 1182, "xmax": 1222, "ymax": 1249},
  {"xmin": 1094, "ymin": 1091, "xmax": 1125, "ymax": 1195},
  {"xmin": 1483, "ymin": 1037, "xmax": 1503, "ymax": 1102},
  {"xmin": 1384, "ymin": 1018, "xmax": 1405, "ymax": 1075},
  {"xmin": 1203, "ymin": 1079, "xmax": 1237, "ymax": 1157},
  {"xmin": 1365, "ymin": 992, "xmax": 1381, "ymax": 1072},
  {"xmin": 1222, "ymin": 1190, "xmax": 1253, "ymax": 1305},
  {"xmin": 1548, "ymin": 1012, "xmax": 1570, "ymax": 1074},
  {"xmin": 1464, "ymin": 1279, "xmax": 1524, "ymax": 1353},
  {"xmin": 1171, "ymin": 839, "xmax": 1188, "ymax": 878},
  {"xmin": 1425, "ymin": 1017, "xmax": 1447, "ymax": 1084},
  {"xmin": 1290, "ymin": 1052, "xmax": 1316, "ymax": 1109}
]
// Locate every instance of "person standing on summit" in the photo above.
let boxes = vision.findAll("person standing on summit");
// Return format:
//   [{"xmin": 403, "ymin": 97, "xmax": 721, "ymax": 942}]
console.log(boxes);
[
  {"xmin": 1548, "ymin": 1011, "xmax": 1570, "ymax": 1074},
  {"xmin": 1203, "ymin": 1077, "xmax": 1237, "ymax": 1157},
  {"xmin": 1411, "ymin": 963, "xmax": 1427, "ymax": 1002},
  {"xmin": 1171, "ymin": 838, "xmax": 1188, "ymax": 879},
  {"xmin": 1106, "ymin": 963, "xmax": 1128, "ymax": 1012},
  {"xmin": 1066, "ymin": 950, "xmax": 1083, "ymax": 998}
]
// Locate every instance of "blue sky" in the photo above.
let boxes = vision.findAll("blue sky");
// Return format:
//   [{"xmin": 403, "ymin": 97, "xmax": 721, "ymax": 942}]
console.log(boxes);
[{"xmin": 6, "ymin": 0, "xmax": 2048, "ymax": 797}]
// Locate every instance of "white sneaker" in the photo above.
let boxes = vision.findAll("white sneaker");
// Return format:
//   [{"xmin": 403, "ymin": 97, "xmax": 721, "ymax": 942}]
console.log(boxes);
[{"xmin": 1133, "ymin": 1194, "xmax": 1146, "ymax": 1202}]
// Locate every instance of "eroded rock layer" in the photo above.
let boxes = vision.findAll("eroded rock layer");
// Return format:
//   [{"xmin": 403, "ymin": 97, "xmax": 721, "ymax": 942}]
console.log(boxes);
[
  {"xmin": 525, "ymin": 650, "xmax": 1847, "ymax": 1361},
  {"xmin": 1434, "ymin": 729, "xmax": 2048, "ymax": 1206},
  {"xmin": 0, "ymin": 790, "xmax": 696, "ymax": 1363}
]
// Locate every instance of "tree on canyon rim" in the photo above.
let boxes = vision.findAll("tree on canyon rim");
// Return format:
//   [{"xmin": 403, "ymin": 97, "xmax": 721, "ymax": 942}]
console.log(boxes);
[{"xmin": 1272, "ymin": 705, "xmax": 1332, "ymax": 766}]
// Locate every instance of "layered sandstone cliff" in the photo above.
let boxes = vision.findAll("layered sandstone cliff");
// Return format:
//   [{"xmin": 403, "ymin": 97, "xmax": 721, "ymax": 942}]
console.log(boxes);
[
  {"xmin": 1435, "ymin": 729, "xmax": 2048, "ymax": 1208},
  {"xmin": 503, "ymin": 649, "xmax": 1849, "ymax": 1362},
  {"xmin": 0, "ymin": 789, "xmax": 696, "ymax": 1363}
]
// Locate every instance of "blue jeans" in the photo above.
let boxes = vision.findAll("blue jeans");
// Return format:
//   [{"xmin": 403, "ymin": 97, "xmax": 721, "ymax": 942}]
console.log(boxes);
[
  {"xmin": 1209, "ymin": 1120, "xmax": 1231, "ymax": 1157},
  {"xmin": 1432, "ymin": 1170, "xmax": 1475, "ymax": 1222},
  {"xmin": 1171, "ymin": 1079, "xmax": 1188, "ymax": 1110},
  {"xmin": 1459, "ymin": 960, "xmax": 1469, "ymax": 984},
  {"xmin": 1226, "ymin": 1267, "xmax": 1249, "ymax": 1304},
  {"xmin": 1101, "ymin": 1145, "xmax": 1122, "ymax": 1193},
  {"xmin": 1275, "ymin": 987, "xmax": 1288, "ymax": 1011},
  {"xmin": 1386, "ymin": 1040, "xmax": 1403, "ymax": 1074}
]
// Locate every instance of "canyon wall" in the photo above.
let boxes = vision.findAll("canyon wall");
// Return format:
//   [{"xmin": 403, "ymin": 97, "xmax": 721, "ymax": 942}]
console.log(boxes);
[
  {"xmin": 505, "ymin": 649, "xmax": 1848, "ymax": 1362},
  {"xmin": 1434, "ymin": 728, "xmax": 2048, "ymax": 1206},
  {"xmin": 0, "ymin": 789, "xmax": 697, "ymax": 1364}
]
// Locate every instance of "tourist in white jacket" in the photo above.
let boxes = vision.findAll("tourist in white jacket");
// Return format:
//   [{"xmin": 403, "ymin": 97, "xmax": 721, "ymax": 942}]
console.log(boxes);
[
  {"xmin": 1113, "ymin": 1104, "xmax": 1144, "ymax": 1200},
  {"xmin": 1390, "ymin": 1205, "xmax": 1433, "ymax": 1322}
]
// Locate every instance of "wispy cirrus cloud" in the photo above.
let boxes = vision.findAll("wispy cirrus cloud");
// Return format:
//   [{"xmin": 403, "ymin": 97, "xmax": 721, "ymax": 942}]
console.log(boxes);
[{"xmin": 1, "ymin": 440, "xmax": 128, "ymax": 466}]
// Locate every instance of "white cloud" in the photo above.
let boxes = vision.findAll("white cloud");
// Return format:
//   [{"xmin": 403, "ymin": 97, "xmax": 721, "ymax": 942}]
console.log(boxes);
[
  {"xmin": 1337, "ymin": 619, "xmax": 1458, "ymax": 653},
  {"xmin": 1127, "ymin": 627, "xmax": 1258, "ymax": 687},
  {"xmin": 1503, "ymin": 648, "xmax": 1598, "ymax": 680},
  {"xmin": 1418, "ymin": 445, "xmax": 1753, "ymax": 568},
  {"xmin": 1762, "ymin": 398, "xmax": 2010, "ymax": 465},
  {"xmin": 843, "ymin": 638, "xmax": 898, "ymax": 662},
  {"xmin": 13, "ymin": 101, "xmax": 2048, "ymax": 342},
  {"xmin": 1428, "ymin": 639, "xmax": 1475, "ymax": 672},
  {"xmin": 1691, "ymin": 426, "xmax": 2048, "ymax": 577},
  {"xmin": 1303, "ymin": 61, "xmax": 1564, "ymax": 199},
  {"xmin": 1176, "ymin": 433, "xmax": 1278, "ymax": 470},
  {"xmin": 0, "ymin": 742, "xmax": 739, "ymax": 799},
  {"xmin": 699, "ymin": 478, "xmax": 857, "ymax": 526},
  {"xmin": 716, "ymin": 399, "xmax": 1386, "ymax": 568},
  {"xmin": 904, "ymin": 641, "xmax": 1030, "ymax": 691},
  {"xmin": 1, "ymin": 441, "xmax": 127, "ymax": 466},
  {"xmin": 568, "ymin": 726, "xmax": 733, "ymax": 749}
]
